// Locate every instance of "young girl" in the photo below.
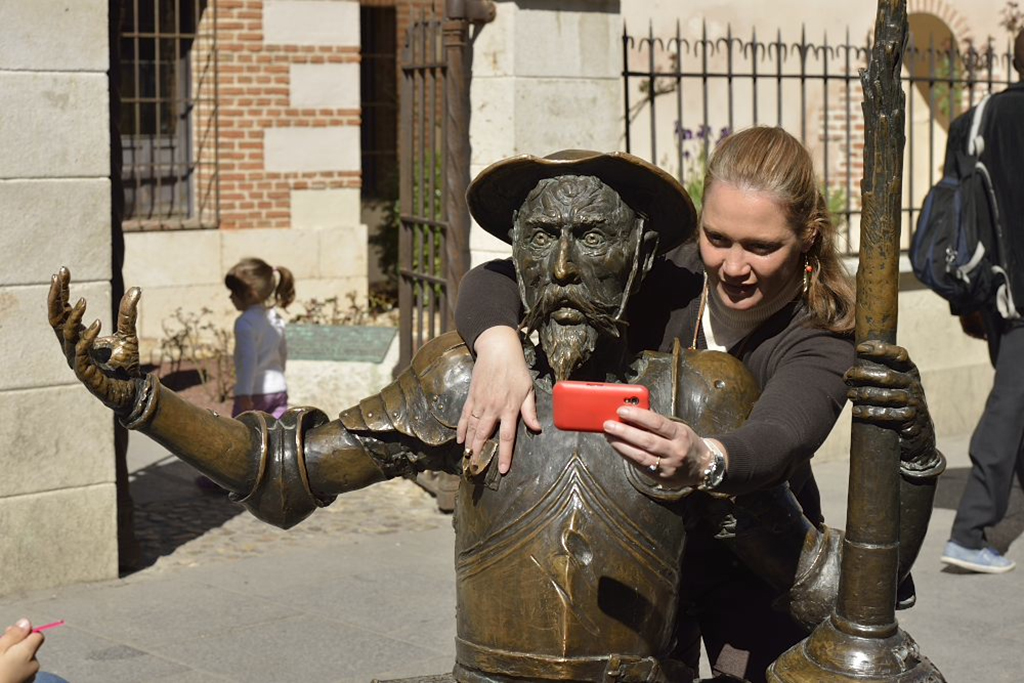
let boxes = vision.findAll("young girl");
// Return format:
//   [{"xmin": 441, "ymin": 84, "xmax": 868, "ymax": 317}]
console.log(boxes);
[{"xmin": 225, "ymin": 258, "xmax": 295, "ymax": 419}]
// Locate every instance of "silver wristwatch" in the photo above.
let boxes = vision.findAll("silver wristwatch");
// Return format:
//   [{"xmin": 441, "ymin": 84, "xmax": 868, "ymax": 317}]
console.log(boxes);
[{"xmin": 698, "ymin": 438, "xmax": 727, "ymax": 491}]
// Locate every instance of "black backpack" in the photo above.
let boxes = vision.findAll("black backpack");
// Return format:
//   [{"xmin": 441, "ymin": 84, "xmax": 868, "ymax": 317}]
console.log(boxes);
[{"xmin": 910, "ymin": 95, "xmax": 1018, "ymax": 318}]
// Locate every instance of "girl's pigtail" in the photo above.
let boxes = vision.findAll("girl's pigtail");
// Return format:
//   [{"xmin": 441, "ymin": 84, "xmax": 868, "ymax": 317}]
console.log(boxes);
[{"xmin": 275, "ymin": 265, "xmax": 296, "ymax": 309}]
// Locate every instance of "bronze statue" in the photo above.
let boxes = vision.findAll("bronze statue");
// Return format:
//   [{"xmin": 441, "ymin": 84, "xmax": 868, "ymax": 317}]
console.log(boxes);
[{"xmin": 49, "ymin": 150, "xmax": 940, "ymax": 682}]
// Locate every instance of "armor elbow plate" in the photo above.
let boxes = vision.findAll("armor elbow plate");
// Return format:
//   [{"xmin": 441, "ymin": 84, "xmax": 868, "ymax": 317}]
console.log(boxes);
[{"xmin": 230, "ymin": 407, "xmax": 331, "ymax": 530}]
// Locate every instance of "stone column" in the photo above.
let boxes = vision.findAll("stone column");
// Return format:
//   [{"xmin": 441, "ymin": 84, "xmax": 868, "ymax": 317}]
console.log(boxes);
[
  {"xmin": 0, "ymin": 0, "xmax": 119, "ymax": 594},
  {"xmin": 468, "ymin": 0, "xmax": 624, "ymax": 266}
]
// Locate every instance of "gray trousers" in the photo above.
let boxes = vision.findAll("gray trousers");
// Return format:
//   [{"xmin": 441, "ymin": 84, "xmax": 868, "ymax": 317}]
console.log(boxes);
[{"xmin": 951, "ymin": 322, "xmax": 1024, "ymax": 548}]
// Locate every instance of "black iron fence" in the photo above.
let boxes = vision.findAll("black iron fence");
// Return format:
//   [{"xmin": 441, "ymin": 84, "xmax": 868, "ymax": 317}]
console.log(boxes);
[
  {"xmin": 398, "ymin": 9, "xmax": 479, "ymax": 369},
  {"xmin": 622, "ymin": 22, "xmax": 1018, "ymax": 254}
]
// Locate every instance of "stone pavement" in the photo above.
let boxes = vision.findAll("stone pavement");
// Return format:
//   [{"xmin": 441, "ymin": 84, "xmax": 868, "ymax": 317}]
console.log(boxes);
[{"xmin": 1, "ymin": 431, "xmax": 1022, "ymax": 682}]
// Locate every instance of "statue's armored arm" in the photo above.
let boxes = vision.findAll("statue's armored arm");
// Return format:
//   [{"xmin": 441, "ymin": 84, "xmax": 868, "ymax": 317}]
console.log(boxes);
[
  {"xmin": 121, "ymin": 373, "xmax": 332, "ymax": 528},
  {"xmin": 304, "ymin": 332, "xmax": 474, "ymax": 498},
  {"xmin": 123, "ymin": 332, "xmax": 473, "ymax": 529},
  {"xmin": 703, "ymin": 446, "xmax": 946, "ymax": 630}
]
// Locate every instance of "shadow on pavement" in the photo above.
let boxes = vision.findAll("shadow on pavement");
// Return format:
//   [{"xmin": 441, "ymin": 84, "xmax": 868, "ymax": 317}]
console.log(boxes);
[{"xmin": 127, "ymin": 457, "xmax": 245, "ymax": 573}]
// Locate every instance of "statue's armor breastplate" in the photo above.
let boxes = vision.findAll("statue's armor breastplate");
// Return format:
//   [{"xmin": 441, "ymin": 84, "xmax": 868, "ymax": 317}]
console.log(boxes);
[{"xmin": 453, "ymin": 349, "xmax": 759, "ymax": 682}]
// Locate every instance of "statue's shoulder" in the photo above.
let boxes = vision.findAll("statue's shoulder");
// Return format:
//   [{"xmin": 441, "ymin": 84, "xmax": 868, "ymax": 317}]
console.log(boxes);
[
  {"xmin": 410, "ymin": 330, "xmax": 473, "ymax": 377},
  {"xmin": 338, "ymin": 331, "xmax": 472, "ymax": 443},
  {"xmin": 641, "ymin": 342, "xmax": 761, "ymax": 436}
]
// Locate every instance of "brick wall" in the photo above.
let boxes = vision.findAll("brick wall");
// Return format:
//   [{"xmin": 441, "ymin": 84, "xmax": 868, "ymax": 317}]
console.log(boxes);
[{"xmin": 212, "ymin": 0, "xmax": 362, "ymax": 230}]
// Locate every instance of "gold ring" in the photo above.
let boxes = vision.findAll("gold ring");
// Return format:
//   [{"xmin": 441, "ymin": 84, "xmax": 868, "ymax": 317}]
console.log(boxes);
[{"xmin": 648, "ymin": 456, "xmax": 660, "ymax": 473}]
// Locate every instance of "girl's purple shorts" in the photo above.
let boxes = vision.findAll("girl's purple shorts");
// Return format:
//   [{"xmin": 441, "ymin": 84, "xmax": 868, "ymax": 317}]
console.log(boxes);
[{"xmin": 232, "ymin": 391, "xmax": 289, "ymax": 419}]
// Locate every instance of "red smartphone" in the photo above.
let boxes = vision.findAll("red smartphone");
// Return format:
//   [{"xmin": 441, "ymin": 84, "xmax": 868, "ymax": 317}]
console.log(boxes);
[{"xmin": 553, "ymin": 381, "xmax": 651, "ymax": 432}]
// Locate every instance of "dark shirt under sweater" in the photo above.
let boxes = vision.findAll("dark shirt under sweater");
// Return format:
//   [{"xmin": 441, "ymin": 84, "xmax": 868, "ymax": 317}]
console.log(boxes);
[{"xmin": 455, "ymin": 241, "xmax": 855, "ymax": 525}]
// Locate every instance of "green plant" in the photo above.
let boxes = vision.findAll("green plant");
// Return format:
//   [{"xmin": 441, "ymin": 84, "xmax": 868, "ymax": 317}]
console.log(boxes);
[
  {"xmin": 370, "ymin": 148, "xmax": 445, "ymax": 294},
  {"xmin": 158, "ymin": 307, "xmax": 236, "ymax": 403},
  {"xmin": 931, "ymin": 45, "xmax": 968, "ymax": 123},
  {"xmin": 290, "ymin": 290, "xmax": 398, "ymax": 327},
  {"xmin": 823, "ymin": 184, "xmax": 850, "ymax": 231},
  {"xmin": 673, "ymin": 124, "xmax": 732, "ymax": 214},
  {"xmin": 1000, "ymin": 2, "xmax": 1023, "ymax": 34}
]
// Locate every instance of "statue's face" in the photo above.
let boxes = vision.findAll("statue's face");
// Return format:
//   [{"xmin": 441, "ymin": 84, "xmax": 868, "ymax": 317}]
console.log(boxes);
[{"xmin": 512, "ymin": 175, "xmax": 645, "ymax": 380}]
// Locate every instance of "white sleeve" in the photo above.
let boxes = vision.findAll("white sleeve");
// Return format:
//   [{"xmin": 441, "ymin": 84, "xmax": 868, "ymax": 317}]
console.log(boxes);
[
  {"xmin": 280, "ymin": 325, "xmax": 288, "ymax": 374},
  {"xmin": 234, "ymin": 316, "xmax": 257, "ymax": 395}
]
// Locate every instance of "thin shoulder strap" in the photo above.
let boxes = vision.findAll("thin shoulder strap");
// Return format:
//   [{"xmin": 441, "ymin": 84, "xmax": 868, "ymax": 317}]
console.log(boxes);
[{"xmin": 967, "ymin": 94, "xmax": 992, "ymax": 156}]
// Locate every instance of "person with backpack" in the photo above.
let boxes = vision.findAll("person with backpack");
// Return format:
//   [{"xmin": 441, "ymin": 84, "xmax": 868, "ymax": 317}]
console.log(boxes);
[{"xmin": 937, "ymin": 30, "xmax": 1024, "ymax": 574}]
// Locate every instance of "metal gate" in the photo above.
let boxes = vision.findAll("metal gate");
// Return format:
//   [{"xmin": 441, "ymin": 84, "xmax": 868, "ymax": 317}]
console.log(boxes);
[
  {"xmin": 620, "ymin": 21, "xmax": 1016, "ymax": 255},
  {"xmin": 397, "ymin": 1, "xmax": 494, "ymax": 370}
]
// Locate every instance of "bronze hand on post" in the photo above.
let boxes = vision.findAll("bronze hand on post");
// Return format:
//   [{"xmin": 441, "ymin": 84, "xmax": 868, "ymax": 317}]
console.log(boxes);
[
  {"xmin": 845, "ymin": 339, "xmax": 945, "ymax": 588},
  {"xmin": 845, "ymin": 339, "xmax": 938, "ymax": 469}
]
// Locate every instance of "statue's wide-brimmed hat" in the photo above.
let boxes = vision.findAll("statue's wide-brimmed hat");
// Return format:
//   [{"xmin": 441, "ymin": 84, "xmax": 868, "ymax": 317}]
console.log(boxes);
[{"xmin": 467, "ymin": 150, "xmax": 696, "ymax": 255}]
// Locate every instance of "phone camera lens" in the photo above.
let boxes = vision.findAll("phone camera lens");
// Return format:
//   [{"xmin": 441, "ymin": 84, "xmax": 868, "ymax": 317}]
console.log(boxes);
[{"xmin": 626, "ymin": 396, "xmax": 639, "ymax": 405}]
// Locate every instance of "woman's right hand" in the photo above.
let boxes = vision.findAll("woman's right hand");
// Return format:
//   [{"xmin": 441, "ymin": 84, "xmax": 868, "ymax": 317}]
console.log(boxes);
[
  {"xmin": 0, "ymin": 619, "xmax": 43, "ymax": 683},
  {"xmin": 457, "ymin": 326, "xmax": 541, "ymax": 474}
]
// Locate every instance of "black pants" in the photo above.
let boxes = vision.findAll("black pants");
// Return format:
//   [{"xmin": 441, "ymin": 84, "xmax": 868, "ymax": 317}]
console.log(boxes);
[
  {"xmin": 951, "ymin": 322, "xmax": 1024, "ymax": 548},
  {"xmin": 674, "ymin": 528, "xmax": 808, "ymax": 683}
]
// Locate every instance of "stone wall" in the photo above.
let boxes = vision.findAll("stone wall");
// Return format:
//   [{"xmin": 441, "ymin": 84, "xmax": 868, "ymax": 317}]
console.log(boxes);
[
  {"xmin": 0, "ymin": 0, "xmax": 119, "ymax": 594},
  {"xmin": 468, "ymin": 0, "xmax": 624, "ymax": 267}
]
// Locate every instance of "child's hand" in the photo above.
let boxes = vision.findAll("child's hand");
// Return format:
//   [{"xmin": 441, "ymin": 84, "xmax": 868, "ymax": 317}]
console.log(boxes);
[{"xmin": 0, "ymin": 619, "xmax": 43, "ymax": 683}]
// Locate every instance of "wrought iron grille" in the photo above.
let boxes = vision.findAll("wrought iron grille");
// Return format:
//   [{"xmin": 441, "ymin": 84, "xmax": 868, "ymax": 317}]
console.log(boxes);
[
  {"xmin": 361, "ymin": 6, "xmax": 399, "ymax": 201},
  {"xmin": 399, "ymin": 15, "xmax": 450, "ymax": 366},
  {"xmin": 622, "ymin": 22, "xmax": 1017, "ymax": 254},
  {"xmin": 120, "ymin": 0, "xmax": 218, "ymax": 230}
]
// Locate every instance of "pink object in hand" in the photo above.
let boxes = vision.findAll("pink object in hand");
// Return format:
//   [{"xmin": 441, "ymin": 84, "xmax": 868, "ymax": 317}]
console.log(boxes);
[{"xmin": 32, "ymin": 620, "xmax": 65, "ymax": 633}]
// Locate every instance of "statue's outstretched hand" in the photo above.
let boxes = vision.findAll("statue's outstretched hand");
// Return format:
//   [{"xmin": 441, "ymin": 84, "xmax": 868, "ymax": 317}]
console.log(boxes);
[
  {"xmin": 845, "ymin": 340, "xmax": 935, "ymax": 464},
  {"xmin": 48, "ymin": 267, "xmax": 142, "ymax": 415}
]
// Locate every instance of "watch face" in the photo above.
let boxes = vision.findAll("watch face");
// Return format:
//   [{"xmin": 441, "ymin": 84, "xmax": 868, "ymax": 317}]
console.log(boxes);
[{"xmin": 701, "ymin": 451, "xmax": 725, "ymax": 490}]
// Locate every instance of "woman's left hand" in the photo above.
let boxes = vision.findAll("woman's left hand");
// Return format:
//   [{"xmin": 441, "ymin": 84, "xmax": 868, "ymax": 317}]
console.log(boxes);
[
  {"xmin": 603, "ymin": 406, "xmax": 715, "ymax": 489},
  {"xmin": 845, "ymin": 340, "xmax": 936, "ymax": 464}
]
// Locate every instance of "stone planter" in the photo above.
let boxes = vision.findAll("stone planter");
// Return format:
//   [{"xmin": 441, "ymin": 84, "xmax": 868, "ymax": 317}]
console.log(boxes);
[{"xmin": 285, "ymin": 324, "xmax": 399, "ymax": 417}]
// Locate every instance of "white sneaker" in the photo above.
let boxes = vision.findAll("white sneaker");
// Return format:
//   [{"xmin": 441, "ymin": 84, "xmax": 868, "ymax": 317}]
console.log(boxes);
[{"xmin": 941, "ymin": 541, "xmax": 1016, "ymax": 574}]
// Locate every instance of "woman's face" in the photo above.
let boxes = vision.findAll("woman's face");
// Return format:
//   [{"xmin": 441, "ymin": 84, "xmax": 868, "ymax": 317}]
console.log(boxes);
[{"xmin": 699, "ymin": 181, "xmax": 808, "ymax": 312}]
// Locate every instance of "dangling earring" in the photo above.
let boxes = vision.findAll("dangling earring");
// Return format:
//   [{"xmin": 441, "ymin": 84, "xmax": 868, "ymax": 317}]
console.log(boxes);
[{"xmin": 802, "ymin": 255, "xmax": 814, "ymax": 297}]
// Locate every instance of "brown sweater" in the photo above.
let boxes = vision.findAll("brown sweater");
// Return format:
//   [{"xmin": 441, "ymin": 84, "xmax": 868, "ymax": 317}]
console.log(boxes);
[{"xmin": 454, "ymin": 241, "xmax": 855, "ymax": 523}]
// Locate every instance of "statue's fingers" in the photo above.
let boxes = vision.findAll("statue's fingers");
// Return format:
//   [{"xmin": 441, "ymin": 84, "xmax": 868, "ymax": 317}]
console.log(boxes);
[
  {"xmin": 74, "ymin": 319, "xmax": 102, "ymax": 379},
  {"xmin": 63, "ymin": 299, "xmax": 87, "ymax": 347},
  {"xmin": 855, "ymin": 340, "xmax": 912, "ymax": 372},
  {"xmin": 844, "ymin": 363, "xmax": 910, "ymax": 388},
  {"xmin": 851, "ymin": 404, "xmax": 915, "ymax": 423},
  {"xmin": 47, "ymin": 273, "xmax": 69, "ymax": 328},
  {"xmin": 59, "ymin": 266, "xmax": 71, "ymax": 302},
  {"xmin": 847, "ymin": 385, "xmax": 909, "ymax": 407},
  {"xmin": 117, "ymin": 287, "xmax": 141, "ymax": 337}
]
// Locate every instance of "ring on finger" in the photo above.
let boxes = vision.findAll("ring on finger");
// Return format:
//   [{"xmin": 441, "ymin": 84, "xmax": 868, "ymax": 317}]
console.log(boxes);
[{"xmin": 648, "ymin": 456, "xmax": 661, "ymax": 473}]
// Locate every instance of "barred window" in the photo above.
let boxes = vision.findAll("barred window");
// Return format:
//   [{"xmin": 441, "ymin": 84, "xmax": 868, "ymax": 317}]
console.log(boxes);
[
  {"xmin": 361, "ymin": 5, "xmax": 399, "ymax": 200},
  {"xmin": 120, "ymin": 0, "xmax": 217, "ymax": 230}
]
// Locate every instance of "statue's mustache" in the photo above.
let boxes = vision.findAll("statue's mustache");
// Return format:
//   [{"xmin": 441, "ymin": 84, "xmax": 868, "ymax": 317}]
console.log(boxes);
[{"xmin": 523, "ymin": 284, "xmax": 624, "ymax": 338}]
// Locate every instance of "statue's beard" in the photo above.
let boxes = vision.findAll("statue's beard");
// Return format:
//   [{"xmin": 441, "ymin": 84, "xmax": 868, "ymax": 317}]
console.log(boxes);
[
  {"xmin": 538, "ymin": 321, "xmax": 599, "ymax": 383},
  {"xmin": 522, "ymin": 284, "xmax": 625, "ymax": 382}
]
